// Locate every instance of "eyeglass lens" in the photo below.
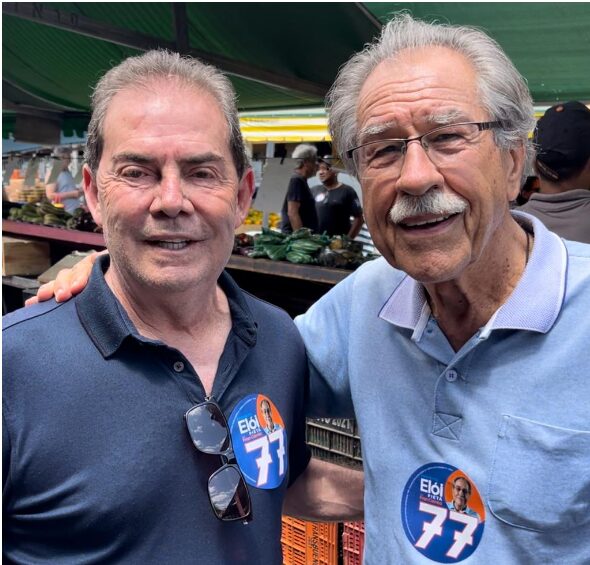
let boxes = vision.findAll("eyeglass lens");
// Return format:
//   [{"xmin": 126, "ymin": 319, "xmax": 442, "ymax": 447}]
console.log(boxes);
[
  {"xmin": 208, "ymin": 464, "xmax": 252, "ymax": 521},
  {"xmin": 185, "ymin": 402, "xmax": 231, "ymax": 455}
]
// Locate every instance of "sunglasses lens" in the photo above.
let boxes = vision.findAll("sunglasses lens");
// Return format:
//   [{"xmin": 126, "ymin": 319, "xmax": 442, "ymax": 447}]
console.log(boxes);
[
  {"xmin": 208, "ymin": 465, "xmax": 251, "ymax": 521},
  {"xmin": 185, "ymin": 402, "xmax": 231, "ymax": 454}
]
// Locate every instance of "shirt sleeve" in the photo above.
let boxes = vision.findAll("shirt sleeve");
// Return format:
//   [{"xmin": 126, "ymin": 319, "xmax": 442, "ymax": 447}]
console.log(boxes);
[{"xmin": 295, "ymin": 274, "xmax": 356, "ymax": 419}]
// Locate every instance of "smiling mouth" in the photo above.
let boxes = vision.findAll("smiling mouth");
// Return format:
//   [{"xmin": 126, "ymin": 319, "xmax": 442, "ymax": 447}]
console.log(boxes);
[
  {"xmin": 148, "ymin": 240, "xmax": 192, "ymax": 250},
  {"xmin": 398, "ymin": 212, "xmax": 460, "ymax": 230}
]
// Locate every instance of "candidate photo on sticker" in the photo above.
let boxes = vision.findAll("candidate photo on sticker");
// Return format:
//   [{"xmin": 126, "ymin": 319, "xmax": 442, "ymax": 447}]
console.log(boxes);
[
  {"xmin": 258, "ymin": 396, "xmax": 283, "ymax": 435},
  {"xmin": 445, "ymin": 473, "xmax": 485, "ymax": 523}
]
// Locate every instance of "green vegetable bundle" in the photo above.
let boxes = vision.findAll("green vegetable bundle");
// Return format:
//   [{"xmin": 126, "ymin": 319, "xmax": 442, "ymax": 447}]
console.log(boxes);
[{"xmin": 249, "ymin": 228, "xmax": 330, "ymax": 264}]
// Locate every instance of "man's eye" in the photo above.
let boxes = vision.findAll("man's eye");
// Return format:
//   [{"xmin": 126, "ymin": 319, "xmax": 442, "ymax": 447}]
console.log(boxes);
[
  {"xmin": 121, "ymin": 168, "xmax": 147, "ymax": 179},
  {"xmin": 369, "ymin": 142, "xmax": 403, "ymax": 162},
  {"xmin": 188, "ymin": 169, "xmax": 218, "ymax": 181},
  {"xmin": 430, "ymin": 132, "xmax": 464, "ymax": 143}
]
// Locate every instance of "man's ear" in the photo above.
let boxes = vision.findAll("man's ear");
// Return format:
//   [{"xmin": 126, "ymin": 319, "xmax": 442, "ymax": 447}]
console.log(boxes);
[
  {"xmin": 505, "ymin": 143, "xmax": 527, "ymax": 202},
  {"xmin": 82, "ymin": 165, "xmax": 102, "ymax": 227},
  {"xmin": 235, "ymin": 168, "xmax": 255, "ymax": 229}
]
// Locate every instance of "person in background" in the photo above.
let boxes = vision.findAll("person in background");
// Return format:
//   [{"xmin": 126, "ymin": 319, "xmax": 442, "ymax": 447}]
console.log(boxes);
[
  {"xmin": 312, "ymin": 156, "xmax": 363, "ymax": 238},
  {"xmin": 514, "ymin": 175, "xmax": 540, "ymax": 206},
  {"xmin": 280, "ymin": 143, "xmax": 319, "ymax": 233},
  {"xmin": 518, "ymin": 101, "xmax": 590, "ymax": 243},
  {"xmin": 45, "ymin": 148, "xmax": 83, "ymax": 213},
  {"xmin": 3, "ymin": 50, "xmax": 362, "ymax": 564}
]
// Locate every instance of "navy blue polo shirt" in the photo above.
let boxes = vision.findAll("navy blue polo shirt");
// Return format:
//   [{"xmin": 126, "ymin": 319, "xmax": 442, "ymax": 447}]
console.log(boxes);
[{"xmin": 3, "ymin": 256, "xmax": 310, "ymax": 564}]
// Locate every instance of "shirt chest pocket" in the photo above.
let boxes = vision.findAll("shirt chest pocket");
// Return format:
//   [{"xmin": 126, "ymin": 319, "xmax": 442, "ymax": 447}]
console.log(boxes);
[{"xmin": 488, "ymin": 414, "xmax": 590, "ymax": 532}]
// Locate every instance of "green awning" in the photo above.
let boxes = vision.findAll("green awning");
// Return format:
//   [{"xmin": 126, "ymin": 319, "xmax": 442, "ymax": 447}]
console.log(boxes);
[
  {"xmin": 366, "ymin": 3, "xmax": 590, "ymax": 102},
  {"xmin": 3, "ymin": 3, "xmax": 589, "ymax": 143}
]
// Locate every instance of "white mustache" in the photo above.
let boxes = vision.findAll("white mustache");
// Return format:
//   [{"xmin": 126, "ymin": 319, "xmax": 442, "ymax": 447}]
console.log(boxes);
[{"xmin": 389, "ymin": 190, "xmax": 468, "ymax": 224}]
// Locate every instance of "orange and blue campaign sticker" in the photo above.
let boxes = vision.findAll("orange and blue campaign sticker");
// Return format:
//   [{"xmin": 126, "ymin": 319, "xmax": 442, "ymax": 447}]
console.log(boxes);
[
  {"xmin": 401, "ymin": 463, "xmax": 485, "ymax": 563},
  {"xmin": 228, "ymin": 394, "xmax": 287, "ymax": 489}
]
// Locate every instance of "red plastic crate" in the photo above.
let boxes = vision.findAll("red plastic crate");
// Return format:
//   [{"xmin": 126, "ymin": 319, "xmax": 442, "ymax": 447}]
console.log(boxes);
[
  {"xmin": 281, "ymin": 516, "xmax": 338, "ymax": 565},
  {"xmin": 342, "ymin": 521, "xmax": 365, "ymax": 565}
]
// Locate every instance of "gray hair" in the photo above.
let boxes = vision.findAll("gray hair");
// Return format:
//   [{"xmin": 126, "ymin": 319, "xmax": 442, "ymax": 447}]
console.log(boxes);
[
  {"xmin": 291, "ymin": 143, "xmax": 318, "ymax": 164},
  {"xmin": 327, "ymin": 13, "xmax": 535, "ymax": 176},
  {"xmin": 85, "ymin": 50, "xmax": 248, "ymax": 178}
]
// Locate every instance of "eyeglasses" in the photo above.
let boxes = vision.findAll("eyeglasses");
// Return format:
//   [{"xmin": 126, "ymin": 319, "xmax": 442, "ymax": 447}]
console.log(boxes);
[
  {"xmin": 185, "ymin": 400, "xmax": 252, "ymax": 523},
  {"xmin": 346, "ymin": 121, "xmax": 505, "ymax": 179}
]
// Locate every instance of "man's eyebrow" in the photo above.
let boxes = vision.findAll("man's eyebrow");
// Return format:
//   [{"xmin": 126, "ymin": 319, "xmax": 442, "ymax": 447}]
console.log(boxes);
[
  {"xmin": 111, "ymin": 152, "xmax": 225, "ymax": 165},
  {"xmin": 425, "ymin": 109, "xmax": 470, "ymax": 125},
  {"xmin": 180, "ymin": 153, "xmax": 224, "ymax": 166},
  {"xmin": 357, "ymin": 121, "xmax": 399, "ymax": 143},
  {"xmin": 112, "ymin": 152, "xmax": 153, "ymax": 165}
]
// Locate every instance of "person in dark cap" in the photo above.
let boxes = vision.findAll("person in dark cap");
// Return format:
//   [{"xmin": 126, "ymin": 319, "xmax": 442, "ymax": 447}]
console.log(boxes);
[
  {"xmin": 312, "ymin": 156, "xmax": 363, "ymax": 238},
  {"xmin": 518, "ymin": 101, "xmax": 590, "ymax": 243}
]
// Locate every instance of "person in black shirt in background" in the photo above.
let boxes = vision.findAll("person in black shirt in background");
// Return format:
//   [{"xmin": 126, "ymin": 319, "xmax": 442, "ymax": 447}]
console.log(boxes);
[
  {"xmin": 312, "ymin": 155, "xmax": 363, "ymax": 238},
  {"xmin": 280, "ymin": 144, "xmax": 319, "ymax": 233}
]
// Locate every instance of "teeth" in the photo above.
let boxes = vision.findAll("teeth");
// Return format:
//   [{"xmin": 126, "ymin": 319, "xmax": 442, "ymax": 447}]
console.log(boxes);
[
  {"xmin": 156, "ymin": 241, "xmax": 189, "ymax": 250},
  {"xmin": 403, "ymin": 214, "xmax": 451, "ymax": 227}
]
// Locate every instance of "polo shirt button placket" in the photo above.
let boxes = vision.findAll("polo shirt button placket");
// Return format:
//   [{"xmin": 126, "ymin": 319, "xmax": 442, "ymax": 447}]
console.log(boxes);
[{"xmin": 173, "ymin": 361, "xmax": 185, "ymax": 373}]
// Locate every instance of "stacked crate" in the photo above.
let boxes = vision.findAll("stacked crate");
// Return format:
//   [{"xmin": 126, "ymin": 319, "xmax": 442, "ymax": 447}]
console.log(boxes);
[
  {"xmin": 282, "ymin": 419, "xmax": 363, "ymax": 564},
  {"xmin": 281, "ymin": 516, "xmax": 338, "ymax": 565},
  {"xmin": 342, "ymin": 521, "xmax": 365, "ymax": 565},
  {"xmin": 306, "ymin": 418, "xmax": 363, "ymax": 469}
]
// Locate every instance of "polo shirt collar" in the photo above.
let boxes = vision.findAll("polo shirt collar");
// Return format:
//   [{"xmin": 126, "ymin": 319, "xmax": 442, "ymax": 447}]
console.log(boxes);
[
  {"xmin": 379, "ymin": 211, "xmax": 567, "ymax": 340},
  {"xmin": 76, "ymin": 254, "xmax": 257, "ymax": 358}
]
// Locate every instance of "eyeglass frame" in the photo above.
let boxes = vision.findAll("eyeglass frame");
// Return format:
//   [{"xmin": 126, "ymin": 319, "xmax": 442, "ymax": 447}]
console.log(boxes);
[
  {"xmin": 345, "ymin": 121, "xmax": 506, "ymax": 170},
  {"xmin": 184, "ymin": 399, "xmax": 252, "ymax": 524}
]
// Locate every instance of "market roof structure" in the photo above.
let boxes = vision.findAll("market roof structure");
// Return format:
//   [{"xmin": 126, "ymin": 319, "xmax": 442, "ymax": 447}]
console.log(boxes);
[{"xmin": 3, "ymin": 2, "xmax": 590, "ymax": 143}]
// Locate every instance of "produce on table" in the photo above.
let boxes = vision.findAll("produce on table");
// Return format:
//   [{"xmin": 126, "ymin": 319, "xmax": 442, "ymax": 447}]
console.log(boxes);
[
  {"xmin": 242, "ymin": 209, "xmax": 281, "ymax": 229},
  {"xmin": 231, "ymin": 227, "xmax": 372, "ymax": 269},
  {"xmin": 8, "ymin": 200, "xmax": 99, "ymax": 232}
]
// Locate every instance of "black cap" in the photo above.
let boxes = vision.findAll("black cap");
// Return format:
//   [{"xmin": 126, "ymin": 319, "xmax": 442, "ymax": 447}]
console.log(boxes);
[{"xmin": 534, "ymin": 101, "xmax": 590, "ymax": 181}]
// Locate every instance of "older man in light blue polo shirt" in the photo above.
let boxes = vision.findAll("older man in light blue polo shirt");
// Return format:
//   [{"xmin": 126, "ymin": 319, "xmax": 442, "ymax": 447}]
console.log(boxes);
[{"xmin": 296, "ymin": 14, "xmax": 590, "ymax": 565}]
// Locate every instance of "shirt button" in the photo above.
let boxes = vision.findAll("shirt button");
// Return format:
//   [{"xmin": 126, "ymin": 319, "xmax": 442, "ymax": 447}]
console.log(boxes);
[
  {"xmin": 446, "ymin": 370, "xmax": 458, "ymax": 382},
  {"xmin": 173, "ymin": 361, "xmax": 185, "ymax": 373}
]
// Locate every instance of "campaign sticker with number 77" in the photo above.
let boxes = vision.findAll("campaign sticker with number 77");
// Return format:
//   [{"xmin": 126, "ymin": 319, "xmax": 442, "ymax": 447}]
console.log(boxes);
[
  {"xmin": 228, "ymin": 394, "xmax": 287, "ymax": 490},
  {"xmin": 401, "ymin": 463, "xmax": 485, "ymax": 563}
]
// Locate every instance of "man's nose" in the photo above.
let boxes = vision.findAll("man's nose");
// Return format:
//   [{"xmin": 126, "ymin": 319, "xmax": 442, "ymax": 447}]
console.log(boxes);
[
  {"xmin": 395, "ymin": 140, "xmax": 444, "ymax": 196},
  {"xmin": 150, "ymin": 174, "xmax": 194, "ymax": 217}
]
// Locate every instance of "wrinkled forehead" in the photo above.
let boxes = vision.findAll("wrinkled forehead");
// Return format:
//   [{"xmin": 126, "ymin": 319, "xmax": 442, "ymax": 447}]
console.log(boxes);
[{"xmin": 356, "ymin": 46, "xmax": 483, "ymax": 134}]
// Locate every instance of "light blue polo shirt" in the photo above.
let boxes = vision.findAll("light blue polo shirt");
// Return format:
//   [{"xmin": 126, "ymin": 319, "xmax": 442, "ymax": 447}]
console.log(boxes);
[{"xmin": 297, "ymin": 212, "xmax": 590, "ymax": 564}]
